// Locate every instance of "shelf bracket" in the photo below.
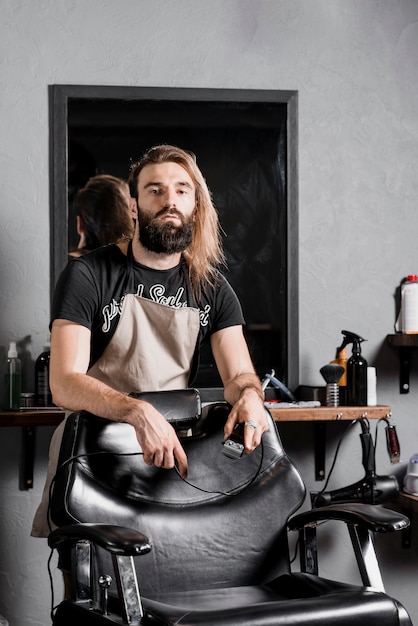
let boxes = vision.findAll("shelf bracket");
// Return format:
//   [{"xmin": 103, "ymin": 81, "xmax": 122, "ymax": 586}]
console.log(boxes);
[
  {"xmin": 314, "ymin": 422, "xmax": 326, "ymax": 481},
  {"xmin": 386, "ymin": 334, "xmax": 418, "ymax": 393},
  {"xmin": 19, "ymin": 426, "xmax": 35, "ymax": 490},
  {"xmin": 400, "ymin": 508, "xmax": 412, "ymax": 549},
  {"xmin": 399, "ymin": 347, "xmax": 412, "ymax": 394}
]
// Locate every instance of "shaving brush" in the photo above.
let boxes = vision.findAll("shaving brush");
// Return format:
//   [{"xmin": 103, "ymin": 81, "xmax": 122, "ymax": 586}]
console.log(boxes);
[{"xmin": 320, "ymin": 363, "xmax": 345, "ymax": 407}]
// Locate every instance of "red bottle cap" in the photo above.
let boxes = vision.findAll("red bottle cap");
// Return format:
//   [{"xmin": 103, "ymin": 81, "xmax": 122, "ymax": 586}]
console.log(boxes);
[{"xmin": 407, "ymin": 275, "xmax": 418, "ymax": 282}]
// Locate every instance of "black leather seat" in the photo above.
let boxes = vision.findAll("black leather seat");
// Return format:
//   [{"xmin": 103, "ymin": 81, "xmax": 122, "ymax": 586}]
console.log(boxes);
[{"xmin": 47, "ymin": 397, "xmax": 413, "ymax": 625}]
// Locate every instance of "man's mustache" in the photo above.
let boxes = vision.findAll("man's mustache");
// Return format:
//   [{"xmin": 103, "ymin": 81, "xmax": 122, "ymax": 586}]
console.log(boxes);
[{"xmin": 155, "ymin": 208, "xmax": 182, "ymax": 220}]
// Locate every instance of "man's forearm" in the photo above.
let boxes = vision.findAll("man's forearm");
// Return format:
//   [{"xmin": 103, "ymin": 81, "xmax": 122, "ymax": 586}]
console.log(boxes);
[
  {"xmin": 51, "ymin": 371, "xmax": 143, "ymax": 424},
  {"xmin": 51, "ymin": 370, "xmax": 189, "ymax": 478},
  {"xmin": 223, "ymin": 372, "xmax": 264, "ymax": 406}
]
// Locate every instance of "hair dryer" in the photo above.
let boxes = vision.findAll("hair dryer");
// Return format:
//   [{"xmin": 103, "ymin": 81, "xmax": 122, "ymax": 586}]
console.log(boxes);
[{"xmin": 312, "ymin": 418, "xmax": 400, "ymax": 508}]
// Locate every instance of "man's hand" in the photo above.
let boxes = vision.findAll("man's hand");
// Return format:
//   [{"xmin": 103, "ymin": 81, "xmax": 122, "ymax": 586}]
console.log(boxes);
[
  {"xmin": 129, "ymin": 400, "xmax": 188, "ymax": 478},
  {"xmin": 224, "ymin": 386, "xmax": 269, "ymax": 453}
]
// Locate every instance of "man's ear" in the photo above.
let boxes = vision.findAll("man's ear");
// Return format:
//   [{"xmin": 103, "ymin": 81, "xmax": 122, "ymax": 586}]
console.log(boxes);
[{"xmin": 130, "ymin": 198, "xmax": 138, "ymax": 219}]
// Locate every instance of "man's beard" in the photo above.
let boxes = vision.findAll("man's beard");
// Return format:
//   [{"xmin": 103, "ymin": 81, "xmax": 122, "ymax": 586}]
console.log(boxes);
[{"xmin": 137, "ymin": 207, "xmax": 193, "ymax": 254}]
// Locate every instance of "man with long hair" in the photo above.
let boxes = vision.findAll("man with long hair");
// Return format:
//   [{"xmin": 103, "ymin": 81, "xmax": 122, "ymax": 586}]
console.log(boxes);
[{"xmin": 32, "ymin": 144, "xmax": 268, "ymax": 540}]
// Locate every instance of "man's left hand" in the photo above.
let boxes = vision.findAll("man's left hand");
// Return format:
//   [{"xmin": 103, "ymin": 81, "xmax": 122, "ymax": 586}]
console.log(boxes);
[{"xmin": 224, "ymin": 387, "xmax": 269, "ymax": 453}]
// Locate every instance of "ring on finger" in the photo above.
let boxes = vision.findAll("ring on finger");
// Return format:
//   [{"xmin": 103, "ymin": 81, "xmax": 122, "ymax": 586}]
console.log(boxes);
[{"xmin": 244, "ymin": 420, "xmax": 257, "ymax": 429}]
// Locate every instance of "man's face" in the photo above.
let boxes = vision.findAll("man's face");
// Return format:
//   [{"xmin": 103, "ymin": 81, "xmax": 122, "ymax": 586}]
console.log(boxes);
[{"xmin": 135, "ymin": 162, "xmax": 196, "ymax": 254}]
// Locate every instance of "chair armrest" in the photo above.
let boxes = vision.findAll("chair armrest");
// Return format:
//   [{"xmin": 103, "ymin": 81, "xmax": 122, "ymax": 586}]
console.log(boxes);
[
  {"xmin": 288, "ymin": 503, "xmax": 410, "ymax": 533},
  {"xmin": 289, "ymin": 503, "xmax": 409, "ymax": 589},
  {"xmin": 48, "ymin": 523, "xmax": 152, "ymax": 556}
]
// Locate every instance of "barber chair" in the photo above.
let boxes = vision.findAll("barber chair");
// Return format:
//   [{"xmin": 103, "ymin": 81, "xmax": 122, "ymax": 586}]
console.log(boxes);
[{"xmin": 48, "ymin": 394, "xmax": 413, "ymax": 625}]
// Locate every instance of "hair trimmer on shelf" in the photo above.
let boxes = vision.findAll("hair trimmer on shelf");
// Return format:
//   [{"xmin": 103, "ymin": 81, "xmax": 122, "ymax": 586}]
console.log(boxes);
[
  {"xmin": 312, "ymin": 417, "xmax": 400, "ymax": 508},
  {"xmin": 261, "ymin": 370, "xmax": 297, "ymax": 402}
]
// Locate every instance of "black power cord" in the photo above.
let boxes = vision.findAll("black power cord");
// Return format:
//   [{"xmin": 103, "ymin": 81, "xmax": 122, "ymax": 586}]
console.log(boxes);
[{"xmin": 311, "ymin": 419, "xmax": 360, "ymax": 507}]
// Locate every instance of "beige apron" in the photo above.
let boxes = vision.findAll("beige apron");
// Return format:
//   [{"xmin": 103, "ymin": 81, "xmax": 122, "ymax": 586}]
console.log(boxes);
[
  {"xmin": 32, "ymin": 255, "xmax": 200, "ymax": 537},
  {"xmin": 88, "ymin": 293, "xmax": 200, "ymax": 392}
]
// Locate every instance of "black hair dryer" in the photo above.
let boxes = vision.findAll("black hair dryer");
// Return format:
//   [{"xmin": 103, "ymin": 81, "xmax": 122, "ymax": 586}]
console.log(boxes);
[{"xmin": 312, "ymin": 418, "xmax": 400, "ymax": 507}]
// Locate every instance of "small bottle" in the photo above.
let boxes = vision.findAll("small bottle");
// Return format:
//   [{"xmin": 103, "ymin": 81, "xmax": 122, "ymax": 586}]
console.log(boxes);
[
  {"xmin": 332, "ymin": 347, "xmax": 347, "ymax": 382},
  {"xmin": 347, "ymin": 336, "xmax": 368, "ymax": 406},
  {"xmin": 401, "ymin": 275, "xmax": 418, "ymax": 333},
  {"xmin": 4, "ymin": 341, "xmax": 22, "ymax": 410},
  {"xmin": 367, "ymin": 367, "xmax": 377, "ymax": 406},
  {"xmin": 35, "ymin": 340, "xmax": 53, "ymax": 406}
]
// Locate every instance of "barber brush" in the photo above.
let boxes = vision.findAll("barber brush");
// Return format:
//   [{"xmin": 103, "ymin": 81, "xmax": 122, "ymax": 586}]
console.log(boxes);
[{"xmin": 320, "ymin": 364, "xmax": 345, "ymax": 407}]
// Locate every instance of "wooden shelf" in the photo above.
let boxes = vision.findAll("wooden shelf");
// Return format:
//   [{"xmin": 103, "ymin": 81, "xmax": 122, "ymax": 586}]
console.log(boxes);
[
  {"xmin": 270, "ymin": 405, "xmax": 391, "ymax": 422},
  {"xmin": 0, "ymin": 406, "xmax": 391, "ymax": 427},
  {"xmin": 387, "ymin": 334, "xmax": 418, "ymax": 348},
  {"xmin": 0, "ymin": 409, "xmax": 65, "ymax": 427},
  {"xmin": 398, "ymin": 491, "xmax": 418, "ymax": 510},
  {"xmin": 270, "ymin": 405, "xmax": 391, "ymax": 482},
  {"xmin": 0, "ymin": 410, "xmax": 66, "ymax": 491}
]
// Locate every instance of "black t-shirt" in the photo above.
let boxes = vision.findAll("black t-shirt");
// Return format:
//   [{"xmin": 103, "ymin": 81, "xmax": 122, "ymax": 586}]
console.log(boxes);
[{"xmin": 51, "ymin": 244, "xmax": 245, "ymax": 369}]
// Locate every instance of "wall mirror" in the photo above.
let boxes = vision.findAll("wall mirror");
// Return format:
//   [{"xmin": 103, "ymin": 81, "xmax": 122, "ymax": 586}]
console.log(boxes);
[{"xmin": 49, "ymin": 85, "xmax": 298, "ymax": 389}]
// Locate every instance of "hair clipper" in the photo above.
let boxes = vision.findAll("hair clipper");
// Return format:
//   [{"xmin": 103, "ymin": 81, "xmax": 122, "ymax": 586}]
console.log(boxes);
[{"xmin": 222, "ymin": 423, "xmax": 245, "ymax": 459}]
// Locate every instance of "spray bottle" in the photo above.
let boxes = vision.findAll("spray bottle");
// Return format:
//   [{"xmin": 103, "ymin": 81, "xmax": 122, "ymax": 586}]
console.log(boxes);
[{"xmin": 344, "ymin": 331, "xmax": 368, "ymax": 406}]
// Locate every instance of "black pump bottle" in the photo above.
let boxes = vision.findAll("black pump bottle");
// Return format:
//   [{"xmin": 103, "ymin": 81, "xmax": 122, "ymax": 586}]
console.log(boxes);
[{"xmin": 346, "ymin": 332, "xmax": 368, "ymax": 406}]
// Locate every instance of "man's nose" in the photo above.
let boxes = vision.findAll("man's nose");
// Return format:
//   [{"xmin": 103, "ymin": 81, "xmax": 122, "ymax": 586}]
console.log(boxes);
[{"xmin": 163, "ymin": 187, "xmax": 177, "ymax": 207}]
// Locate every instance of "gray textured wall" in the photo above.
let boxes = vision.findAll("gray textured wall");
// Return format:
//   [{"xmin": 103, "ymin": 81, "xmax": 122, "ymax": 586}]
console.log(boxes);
[{"xmin": 1, "ymin": 1, "xmax": 418, "ymax": 624}]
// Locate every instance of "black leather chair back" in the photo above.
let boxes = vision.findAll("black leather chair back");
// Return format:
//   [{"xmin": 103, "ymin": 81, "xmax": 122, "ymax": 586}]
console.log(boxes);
[{"xmin": 50, "ymin": 404, "xmax": 306, "ymax": 598}]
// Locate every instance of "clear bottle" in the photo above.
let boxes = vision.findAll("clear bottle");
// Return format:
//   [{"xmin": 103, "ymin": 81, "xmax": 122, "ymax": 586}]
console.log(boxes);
[
  {"xmin": 4, "ymin": 341, "xmax": 21, "ymax": 410},
  {"xmin": 35, "ymin": 340, "xmax": 53, "ymax": 406}
]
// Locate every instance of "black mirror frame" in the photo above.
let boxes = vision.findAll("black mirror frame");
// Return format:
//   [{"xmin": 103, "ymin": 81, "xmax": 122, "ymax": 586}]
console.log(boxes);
[{"xmin": 49, "ymin": 85, "xmax": 299, "ymax": 389}]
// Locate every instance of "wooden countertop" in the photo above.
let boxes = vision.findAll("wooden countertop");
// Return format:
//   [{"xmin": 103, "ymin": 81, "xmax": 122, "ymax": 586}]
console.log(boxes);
[
  {"xmin": 269, "ymin": 405, "xmax": 391, "ymax": 422},
  {"xmin": 0, "ymin": 405, "xmax": 391, "ymax": 427},
  {"xmin": 398, "ymin": 491, "xmax": 418, "ymax": 510},
  {"xmin": 0, "ymin": 409, "xmax": 66, "ymax": 427}
]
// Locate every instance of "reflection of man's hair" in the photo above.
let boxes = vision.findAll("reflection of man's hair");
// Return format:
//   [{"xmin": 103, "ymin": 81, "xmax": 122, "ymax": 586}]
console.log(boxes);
[
  {"xmin": 68, "ymin": 142, "xmax": 98, "ymax": 250},
  {"xmin": 74, "ymin": 175, "xmax": 134, "ymax": 254},
  {"xmin": 129, "ymin": 145, "xmax": 226, "ymax": 302}
]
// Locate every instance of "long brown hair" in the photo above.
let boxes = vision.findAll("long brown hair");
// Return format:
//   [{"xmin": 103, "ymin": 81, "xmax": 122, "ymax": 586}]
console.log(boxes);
[
  {"xmin": 73, "ymin": 175, "xmax": 134, "ymax": 254},
  {"xmin": 128, "ymin": 145, "xmax": 226, "ymax": 300}
]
